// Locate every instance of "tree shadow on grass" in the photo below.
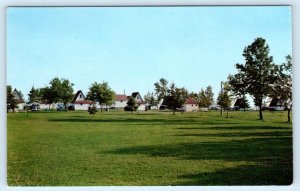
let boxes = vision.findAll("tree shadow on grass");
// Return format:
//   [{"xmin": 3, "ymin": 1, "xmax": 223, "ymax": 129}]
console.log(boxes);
[
  {"xmin": 176, "ymin": 125, "xmax": 291, "ymax": 131},
  {"xmin": 48, "ymin": 117, "xmax": 240, "ymax": 126},
  {"xmin": 176, "ymin": 163, "xmax": 293, "ymax": 185},
  {"xmin": 105, "ymin": 137, "xmax": 292, "ymax": 185},
  {"xmin": 105, "ymin": 137, "xmax": 292, "ymax": 161},
  {"xmin": 175, "ymin": 130, "xmax": 292, "ymax": 138}
]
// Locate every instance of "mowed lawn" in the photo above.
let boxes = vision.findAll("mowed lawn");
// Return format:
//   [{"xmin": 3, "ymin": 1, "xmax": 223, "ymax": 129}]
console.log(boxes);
[{"xmin": 7, "ymin": 110, "xmax": 292, "ymax": 186}]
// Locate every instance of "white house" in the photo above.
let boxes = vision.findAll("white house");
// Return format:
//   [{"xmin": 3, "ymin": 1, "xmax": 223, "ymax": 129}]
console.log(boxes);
[
  {"xmin": 183, "ymin": 97, "xmax": 198, "ymax": 112},
  {"xmin": 39, "ymin": 103, "xmax": 56, "ymax": 110},
  {"xmin": 12, "ymin": 89, "xmax": 25, "ymax": 111},
  {"xmin": 113, "ymin": 94, "xmax": 129, "ymax": 109},
  {"xmin": 269, "ymin": 98, "xmax": 285, "ymax": 111},
  {"xmin": 130, "ymin": 92, "xmax": 146, "ymax": 111},
  {"xmin": 71, "ymin": 90, "xmax": 93, "ymax": 110}
]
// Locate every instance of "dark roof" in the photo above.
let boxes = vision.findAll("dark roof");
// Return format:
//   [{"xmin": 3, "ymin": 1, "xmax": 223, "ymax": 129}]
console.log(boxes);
[
  {"xmin": 115, "ymin": 94, "xmax": 128, "ymax": 101},
  {"xmin": 71, "ymin": 90, "xmax": 85, "ymax": 103},
  {"xmin": 131, "ymin": 92, "xmax": 139, "ymax": 98},
  {"xmin": 185, "ymin": 97, "xmax": 198, "ymax": 105},
  {"xmin": 13, "ymin": 89, "xmax": 24, "ymax": 103},
  {"xmin": 130, "ymin": 92, "xmax": 144, "ymax": 104},
  {"xmin": 234, "ymin": 98, "xmax": 243, "ymax": 107},
  {"xmin": 73, "ymin": 100, "xmax": 93, "ymax": 104}
]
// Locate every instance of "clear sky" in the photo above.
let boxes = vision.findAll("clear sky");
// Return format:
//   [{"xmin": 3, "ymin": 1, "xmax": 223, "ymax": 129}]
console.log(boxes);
[{"xmin": 6, "ymin": 6, "xmax": 292, "ymax": 102}]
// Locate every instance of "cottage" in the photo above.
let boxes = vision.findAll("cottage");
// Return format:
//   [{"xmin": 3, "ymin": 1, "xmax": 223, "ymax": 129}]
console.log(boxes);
[
  {"xmin": 71, "ymin": 90, "xmax": 93, "ymax": 110},
  {"xmin": 12, "ymin": 89, "xmax": 25, "ymax": 111},
  {"xmin": 130, "ymin": 92, "xmax": 146, "ymax": 111},
  {"xmin": 113, "ymin": 94, "xmax": 129, "ymax": 109},
  {"xmin": 183, "ymin": 97, "xmax": 198, "ymax": 112},
  {"xmin": 269, "ymin": 98, "xmax": 285, "ymax": 111}
]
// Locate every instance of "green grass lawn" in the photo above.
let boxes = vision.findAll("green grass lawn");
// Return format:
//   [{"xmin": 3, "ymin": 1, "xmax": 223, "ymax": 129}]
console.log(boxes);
[{"xmin": 7, "ymin": 110, "xmax": 293, "ymax": 186}]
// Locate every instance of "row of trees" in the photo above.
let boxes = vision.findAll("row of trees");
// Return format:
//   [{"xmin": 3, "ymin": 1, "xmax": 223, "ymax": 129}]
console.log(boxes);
[
  {"xmin": 26, "ymin": 79, "xmax": 115, "ymax": 112},
  {"xmin": 8, "ymin": 38, "xmax": 292, "ymax": 121},
  {"xmin": 143, "ymin": 38, "xmax": 292, "ymax": 121},
  {"xmin": 27, "ymin": 78, "xmax": 74, "ymax": 111},
  {"xmin": 144, "ymin": 78, "xmax": 216, "ymax": 115}
]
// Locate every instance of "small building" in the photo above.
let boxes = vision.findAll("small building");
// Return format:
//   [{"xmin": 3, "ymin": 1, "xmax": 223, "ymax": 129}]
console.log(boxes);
[
  {"xmin": 113, "ymin": 94, "xmax": 129, "ymax": 109},
  {"xmin": 71, "ymin": 90, "xmax": 93, "ymax": 110},
  {"xmin": 12, "ymin": 89, "xmax": 25, "ymax": 111},
  {"xmin": 130, "ymin": 92, "xmax": 146, "ymax": 111},
  {"xmin": 183, "ymin": 97, "xmax": 198, "ymax": 112},
  {"xmin": 39, "ymin": 102, "xmax": 56, "ymax": 110},
  {"xmin": 269, "ymin": 98, "xmax": 285, "ymax": 111}
]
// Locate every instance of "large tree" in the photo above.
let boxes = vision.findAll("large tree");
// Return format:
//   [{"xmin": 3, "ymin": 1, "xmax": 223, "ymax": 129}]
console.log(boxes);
[
  {"xmin": 28, "ymin": 86, "xmax": 41, "ymax": 103},
  {"xmin": 154, "ymin": 78, "xmax": 168, "ymax": 103},
  {"xmin": 228, "ymin": 37, "xmax": 277, "ymax": 120},
  {"xmin": 198, "ymin": 86, "xmax": 214, "ymax": 109},
  {"xmin": 144, "ymin": 91, "xmax": 159, "ymax": 110},
  {"xmin": 217, "ymin": 89, "xmax": 231, "ymax": 117},
  {"xmin": 86, "ymin": 82, "xmax": 115, "ymax": 112},
  {"xmin": 49, "ymin": 77, "xmax": 74, "ymax": 111},
  {"xmin": 164, "ymin": 83, "xmax": 188, "ymax": 114},
  {"xmin": 272, "ymin": 55, "xmax": 292, "ymax": 122},
  {"xmin": 39, "ymin": 86, "xmax": 53, "ymax": 109},
  {"xmin": 7, "ymin": 85, "xmax": 18, "ymax": 113}
]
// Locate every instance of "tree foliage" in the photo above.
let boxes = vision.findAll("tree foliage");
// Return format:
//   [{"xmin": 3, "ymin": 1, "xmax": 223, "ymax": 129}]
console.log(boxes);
[
  {"xmin": 217, "ymin": 90, "xmax": 231, "ymax": 111},
  {"xmin": 164, "ymin": 83, "xmax": 188, "ymax": 114},
  {"xmin": 28, "ymin": 86, "xmax": 41, "ymax": 103},
  {"xmin": 88, "ymin": 105, "xmax": 98, "ymax": 116},
  {"xmin": 86, "ymin": 81, "xmax": 115, "ymax": 112},
  {"xmin": 198, "ymin": 86, "xmax": 214, "ymax": 108},
  {"xmin": 126, "ymin": 96, "xmax": 137, "ymax": 115},
  {"xmin": 228, "ymin": 37, "xmax": 277, "ymax": 120},
  {"xmin": 154, "ymin": 78, "xmax": 168, "ymax": 102},
  {"xmin": 39, "ymin": 86, "xmax": 53, "ymax": 107},
  {"xmin": 144, "ymin": 91, "xmax": 159, "ymax": 110},
  {"xmin": 49, "ymin": 77, "xmax": 74, "ymax": 111},
  {"xmin": 7, "ymin": 85, "xmax": 18, "ymax": 113},
  {"xmin": 271, "ymin": 55, "xmax": 292, "ymax": 122}
]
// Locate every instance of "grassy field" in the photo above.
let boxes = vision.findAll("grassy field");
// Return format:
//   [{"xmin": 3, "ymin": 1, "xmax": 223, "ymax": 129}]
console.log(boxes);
[{"xmin": 7, "ymin": 110, "xmax": 292, "ymax": 186}]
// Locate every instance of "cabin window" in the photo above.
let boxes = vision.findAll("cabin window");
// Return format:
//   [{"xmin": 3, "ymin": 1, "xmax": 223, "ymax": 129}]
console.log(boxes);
[{"xmin": 80, "ymin": 94, "xmax": 83, "ymax": 98}]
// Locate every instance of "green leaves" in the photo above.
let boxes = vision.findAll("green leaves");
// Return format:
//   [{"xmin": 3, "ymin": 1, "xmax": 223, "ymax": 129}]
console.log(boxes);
[
  {"xmin": 228, "ymin": 37, "xmax": 278, "ymax": 120},
  {"xmin": 198, "ymin": 86, "xmax": 214, "ymax": 108},
  {"xmin": 86, "ymin": 81, "xmax": 115, "ymax": 111}
]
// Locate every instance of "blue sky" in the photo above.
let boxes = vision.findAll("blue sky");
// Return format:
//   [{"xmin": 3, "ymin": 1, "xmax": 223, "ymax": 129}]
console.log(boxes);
[{"xmin": 6, "ymin": 6, "xmax": 292, "ymax": 102}]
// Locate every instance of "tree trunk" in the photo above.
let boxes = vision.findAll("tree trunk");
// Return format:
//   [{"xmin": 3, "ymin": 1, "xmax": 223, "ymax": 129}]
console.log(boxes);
[
  {"xmin": 287, "ymin": 105, "xmax": 292, "ymax": 123},
  {"xmin": 226, "ymin": 109, "xmax": 229, "ymax": 118},
  {"xmin": 173, "ymin": 110, "xmax": 175, "ymax": 115},
  {"xmin": 64, "ymin": 103, "xmax": 67, "ymax": 112},
  {"xmin": 259, "ymin": 101, "xmax": 263, "ymax": 120}
]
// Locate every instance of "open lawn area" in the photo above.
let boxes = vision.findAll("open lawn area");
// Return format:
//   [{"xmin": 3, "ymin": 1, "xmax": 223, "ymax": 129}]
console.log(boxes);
[{"xmin": 7, "ymin": 110, "xmax": 292, "ymax": 186}]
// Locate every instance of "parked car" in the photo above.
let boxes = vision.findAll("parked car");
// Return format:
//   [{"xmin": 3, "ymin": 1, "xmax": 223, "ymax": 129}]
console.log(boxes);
[
  {"xmin": 56, "ymin": 104, "xmax": 66, "ymax": 111},
  {"xmin": 31, "ymin": 103, "xmax": 40, "ymax": 111}
]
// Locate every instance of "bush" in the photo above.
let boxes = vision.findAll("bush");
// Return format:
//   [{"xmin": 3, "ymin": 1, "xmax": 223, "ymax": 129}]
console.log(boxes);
[
  {"xmin": 88, "ymin": 105, "xmax": 98, "ymax": 116},
  {"xmin": 124, "ymin": 105, "xmax": 138, "ymax": 111}
]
